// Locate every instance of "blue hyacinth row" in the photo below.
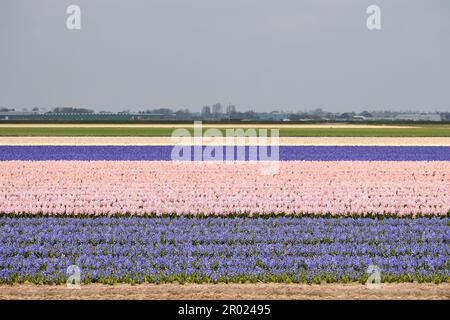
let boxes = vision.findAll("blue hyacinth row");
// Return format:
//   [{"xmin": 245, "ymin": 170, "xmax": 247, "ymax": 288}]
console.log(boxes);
[
  {"xmin": 1, "ymin": 145, "xmax": 450, "ymax": 161},
  {"xmin": 0, "ymin": 216, "xmax": 448, "ymax": 284}
]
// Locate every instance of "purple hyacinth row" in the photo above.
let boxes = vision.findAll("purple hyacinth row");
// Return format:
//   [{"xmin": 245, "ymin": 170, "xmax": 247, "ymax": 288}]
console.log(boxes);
[
  {"xmin": 0, "ymin": 217, "xmax": 448, "ymax": 284},
  {"xmin": 0, "ymin": 146, "xmax": 450, "ymax": 161}
]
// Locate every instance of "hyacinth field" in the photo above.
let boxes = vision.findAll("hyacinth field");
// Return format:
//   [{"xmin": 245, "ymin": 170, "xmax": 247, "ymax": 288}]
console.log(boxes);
[
  {"xmin": 1, "ymin": 217, "xmax": 448, "ymax": 284},
  {"xmin": 0, "ymin": 127, "xmax": 449, "ymax": 293},
  {"xmin": 1, "ymin": 161, "xmax": 449, "ymax": 216}
]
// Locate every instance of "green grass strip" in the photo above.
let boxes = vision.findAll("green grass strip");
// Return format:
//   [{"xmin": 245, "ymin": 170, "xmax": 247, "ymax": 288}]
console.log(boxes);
[{"xmin": 0, "ymin": 125, "xmax": 450, "ymax": 137}]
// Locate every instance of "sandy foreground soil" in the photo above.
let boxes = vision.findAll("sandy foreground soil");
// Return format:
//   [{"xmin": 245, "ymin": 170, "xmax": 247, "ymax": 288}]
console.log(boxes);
[
  {"xmin": 0, "ymin": 124, "xmax": 416, "ymax": 129},
  {"xmin": 1, "ymin": 137, "xmax": 450, "ymax": 146},
  {"xmin": 1, "ymin": 283, "xmax": 448, "ymax": 300}
]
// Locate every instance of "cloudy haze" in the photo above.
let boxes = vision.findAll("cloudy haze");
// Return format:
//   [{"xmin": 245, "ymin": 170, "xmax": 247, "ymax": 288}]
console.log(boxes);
[{"xmin": 0, "ymin": 0, "xmax": 449, "ymax": 112}]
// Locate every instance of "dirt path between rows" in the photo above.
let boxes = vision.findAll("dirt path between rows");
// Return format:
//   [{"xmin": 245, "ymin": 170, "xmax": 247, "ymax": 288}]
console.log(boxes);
[
  {"xmin": 2, "ymin": 137, "xmax": 450, "ymax": 146},
  {"xmin": 1, "ymin": 283, "xmax": 448, "ymax": 300}
]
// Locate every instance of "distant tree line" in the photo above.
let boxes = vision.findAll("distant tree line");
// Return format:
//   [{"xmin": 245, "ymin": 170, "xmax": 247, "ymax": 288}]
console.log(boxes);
[{"xmin": 51, "ymin": 107, "xmax": 94, "ymax": 113}]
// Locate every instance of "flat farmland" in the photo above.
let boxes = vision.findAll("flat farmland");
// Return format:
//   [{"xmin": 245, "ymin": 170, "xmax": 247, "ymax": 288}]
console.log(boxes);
[
  {"xmin": 0, "ymin": 122, "xmax": 448, "ymax": 300},
  {"xmin": 0, "ymin": 124, "xmax": 449, "ymax": 137}
]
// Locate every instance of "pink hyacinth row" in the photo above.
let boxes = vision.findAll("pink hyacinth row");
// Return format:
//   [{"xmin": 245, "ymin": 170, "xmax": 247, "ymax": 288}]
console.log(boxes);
[{"xmin": 0, "ymin": 161, "xmax": 449, "ymax": 216}]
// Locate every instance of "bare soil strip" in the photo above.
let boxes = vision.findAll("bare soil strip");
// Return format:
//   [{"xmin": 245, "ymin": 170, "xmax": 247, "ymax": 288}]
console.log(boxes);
[
  {"xmin": 1, "ymin": 137, "xmax": 450, "ymax": 146},
  {"xmin": 1, "ymin": 283, "xmax": 448, "ymax": 300},
  {"xmin": 0, "ymin": 124, "xmax": 416, "ymax": 129}
]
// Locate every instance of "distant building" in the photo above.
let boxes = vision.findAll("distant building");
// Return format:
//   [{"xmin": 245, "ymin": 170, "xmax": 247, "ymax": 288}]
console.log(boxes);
[
  {"xmin": 0, "ymin": 110, "xmax": 39, "ymax": 120},
  {"xmin": 201, "ymin": 106, "xmax": 211, "ymax": 117},
  {"xmin": 226, "ymin": 104, "xmax": 236, "ymax": 115},
  {"xmin": 394, "ymin": 113, "xmax": 441, "ymax": 122},
  {"xmin": 212, "ymin": 103, "xmax": 223, "ymax": 115},
  {"xmin": 258, "ymin": 111, "xmax": 289, "ymax": 121},
  {"xmin": 441, "ymin": 113, "xmax": 450, "ymax": 121}
]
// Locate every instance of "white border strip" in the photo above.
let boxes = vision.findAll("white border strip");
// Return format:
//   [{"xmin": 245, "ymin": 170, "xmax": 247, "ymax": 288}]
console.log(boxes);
[{"xmin": 1, "ymin": 137, "xmax": 450, "ymax": 146}]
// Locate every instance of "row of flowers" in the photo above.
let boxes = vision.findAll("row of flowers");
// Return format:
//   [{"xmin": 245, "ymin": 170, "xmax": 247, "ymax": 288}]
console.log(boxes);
[
  {"xmin": 0, "ymin": 216, "xmax": 447, "ymax": 284},
  {"xmin": 1, "ymin": 161, "xmax": 449, "ymax": 216},
  {"xmin": 0, "ymin": 146, "xmax": 450, "ymax": 161}
]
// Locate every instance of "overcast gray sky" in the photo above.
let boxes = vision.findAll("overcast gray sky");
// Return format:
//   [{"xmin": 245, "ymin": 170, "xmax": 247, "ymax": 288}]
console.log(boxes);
[{"xmin": 1, "ymin": 0, "xmax": 449, "ymax": 112}]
